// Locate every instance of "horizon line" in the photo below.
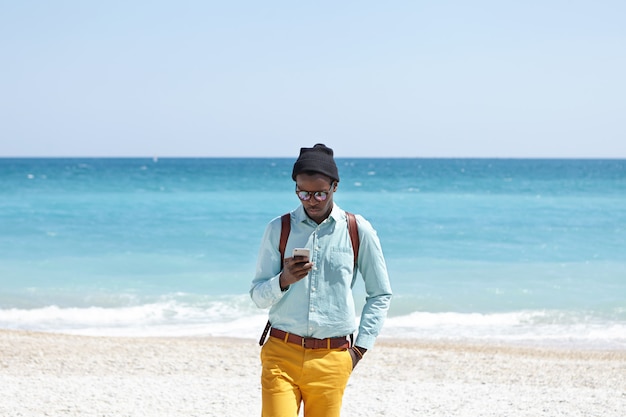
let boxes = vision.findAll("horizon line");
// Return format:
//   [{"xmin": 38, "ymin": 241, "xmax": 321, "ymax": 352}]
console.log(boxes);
[{"xmin": 1, "ymin": 155, "xmax": 626, "ymax": 160}]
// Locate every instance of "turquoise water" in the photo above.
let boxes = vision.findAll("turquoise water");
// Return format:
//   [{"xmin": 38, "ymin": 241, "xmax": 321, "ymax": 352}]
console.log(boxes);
[{"xmin": 1, "ymin": 158, "xmax": 625, "ymax": 349}]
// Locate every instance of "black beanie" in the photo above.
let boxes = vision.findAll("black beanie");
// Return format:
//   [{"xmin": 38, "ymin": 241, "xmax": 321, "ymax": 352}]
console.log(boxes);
[{"xmin": 292, "ymin": 143, "xmax": 340, "ymax": 182}]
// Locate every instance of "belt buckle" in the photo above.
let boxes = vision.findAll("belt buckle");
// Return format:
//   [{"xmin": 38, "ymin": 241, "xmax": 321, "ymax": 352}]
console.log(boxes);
[
  {"xmin": 301, "ymin": 337, "xmax": 306, "ymax": 348},
  {"xmin": 302, "ymin": 337, "xmax": 317, "ymax": 349}
]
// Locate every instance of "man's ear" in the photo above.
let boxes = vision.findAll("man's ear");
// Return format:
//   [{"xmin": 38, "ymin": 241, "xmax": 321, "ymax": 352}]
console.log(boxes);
[{"xmin": 332, "ymin": 181, "xmax": 338, "ymax": 192}]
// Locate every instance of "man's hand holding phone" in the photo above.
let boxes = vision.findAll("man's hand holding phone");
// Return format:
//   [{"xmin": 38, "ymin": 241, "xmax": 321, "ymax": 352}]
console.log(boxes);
[{"xmin": 279, "ymin": 248, "xmax": 313, "ymax": 291}]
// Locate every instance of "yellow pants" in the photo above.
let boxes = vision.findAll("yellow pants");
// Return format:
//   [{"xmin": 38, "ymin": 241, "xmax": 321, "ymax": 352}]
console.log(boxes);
[{"xmin": 260, "ymin": 336, "xmax": 353, "ymax": 417}]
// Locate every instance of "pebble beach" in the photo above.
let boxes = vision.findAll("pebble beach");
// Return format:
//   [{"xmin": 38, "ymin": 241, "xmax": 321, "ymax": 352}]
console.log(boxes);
[{"xmin": 1, "ymin": 330, "xmax": 624, "ymax": 416}]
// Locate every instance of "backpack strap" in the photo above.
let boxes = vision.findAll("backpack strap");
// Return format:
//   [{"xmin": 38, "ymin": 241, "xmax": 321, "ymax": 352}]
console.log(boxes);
[
  {"xmin": 278, "ymin": 212, "xmax": 359, "ymax": 267},
  {"xmin": 345, "ymin": 212, "xmax": 359, "ymax": 268},
  {"xmin": 279, "ymin": 213, "xmax": 291, "ymax": 262}
]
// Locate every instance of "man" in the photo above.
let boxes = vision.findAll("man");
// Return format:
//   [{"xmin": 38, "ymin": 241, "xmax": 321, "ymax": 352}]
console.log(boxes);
[{"xmin": 250, "ymin": 143, "xmax": 392, "ymax": 417}]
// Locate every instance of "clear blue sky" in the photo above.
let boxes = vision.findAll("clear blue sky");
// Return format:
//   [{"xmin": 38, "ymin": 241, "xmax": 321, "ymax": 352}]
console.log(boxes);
[{"xmin": 1, "ymin": 1, "xmax": 625, "ymax": 158}]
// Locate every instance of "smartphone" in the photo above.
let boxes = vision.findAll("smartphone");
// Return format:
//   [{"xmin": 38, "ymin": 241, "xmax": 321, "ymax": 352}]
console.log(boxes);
[{"xmin": 292, "ymin": 248, "xmax": 310, "ymax": 259}]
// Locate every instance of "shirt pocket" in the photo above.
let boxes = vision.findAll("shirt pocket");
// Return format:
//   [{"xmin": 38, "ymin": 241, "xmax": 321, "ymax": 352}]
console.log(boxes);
[{"xmin": 330, "ymin": 246, "xmax": 354, "ymax": 276}]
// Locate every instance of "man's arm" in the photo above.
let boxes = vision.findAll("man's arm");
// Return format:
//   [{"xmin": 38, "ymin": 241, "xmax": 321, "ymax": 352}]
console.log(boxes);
[
  {"xmin": 250, "ymin": 219, "xmax": 285, "ymax": 309},
  {"xmin": 353, "ymin": 216, "xmax": 393, "ymax": 350}
]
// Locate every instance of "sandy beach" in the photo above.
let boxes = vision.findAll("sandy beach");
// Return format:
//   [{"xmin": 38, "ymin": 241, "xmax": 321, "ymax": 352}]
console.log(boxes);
[{"xmin": 1, "ymin": 329, "xmax": 624, "ymax": 416}]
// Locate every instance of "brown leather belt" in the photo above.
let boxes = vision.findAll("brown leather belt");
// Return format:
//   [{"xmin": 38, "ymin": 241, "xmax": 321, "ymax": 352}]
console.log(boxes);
[{"xmin": 270, "ymin": 328, "xmax": 350, "ymax": 349}]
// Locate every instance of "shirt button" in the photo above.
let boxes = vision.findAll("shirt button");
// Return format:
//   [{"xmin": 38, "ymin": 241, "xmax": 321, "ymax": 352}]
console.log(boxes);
[{"xmin": 310, "ymin": 307, "xmax": 315, "ymax": 312}]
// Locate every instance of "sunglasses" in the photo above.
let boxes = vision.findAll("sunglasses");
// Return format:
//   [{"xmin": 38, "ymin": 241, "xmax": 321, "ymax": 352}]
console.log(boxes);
[{"xmin": 295, "ymin": 187, "xmax": 333, "ymax": 202}]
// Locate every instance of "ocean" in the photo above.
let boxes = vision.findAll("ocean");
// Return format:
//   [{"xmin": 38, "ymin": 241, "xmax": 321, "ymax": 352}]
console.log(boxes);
[{"xmin": 1, "ymin": 158, "xmax": 625, "ymax": 350}]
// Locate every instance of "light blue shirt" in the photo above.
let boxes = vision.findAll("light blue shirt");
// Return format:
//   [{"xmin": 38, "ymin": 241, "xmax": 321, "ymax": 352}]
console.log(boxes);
[{"xmin": 250, "ymin": 204, "xmax": 392, "ymax": 350}]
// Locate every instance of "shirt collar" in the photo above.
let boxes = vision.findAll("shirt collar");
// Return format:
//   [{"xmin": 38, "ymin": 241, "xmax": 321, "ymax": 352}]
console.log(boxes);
[{"xmin": 294, "ymin": 204, "xmax": 344, "ymax": 225}]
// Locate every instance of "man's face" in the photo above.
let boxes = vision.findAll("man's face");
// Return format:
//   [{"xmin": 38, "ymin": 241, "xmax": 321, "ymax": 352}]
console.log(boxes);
[{"xmin": 295, "ymin": 173, "xmax": 337, "ymax": 224}]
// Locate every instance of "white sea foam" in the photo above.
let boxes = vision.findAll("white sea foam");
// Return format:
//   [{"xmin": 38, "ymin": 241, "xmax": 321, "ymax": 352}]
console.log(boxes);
[
  {"xmin": 0, "ymin": 299, "xmax": 268, "ymax": 339},
  {"xmin": 381, "ymin": 310, "xmax": 626, "ymax": 350},
  {"xmin": 1, "ymin": 301, "xmax": 625, "ymax": 350}
]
